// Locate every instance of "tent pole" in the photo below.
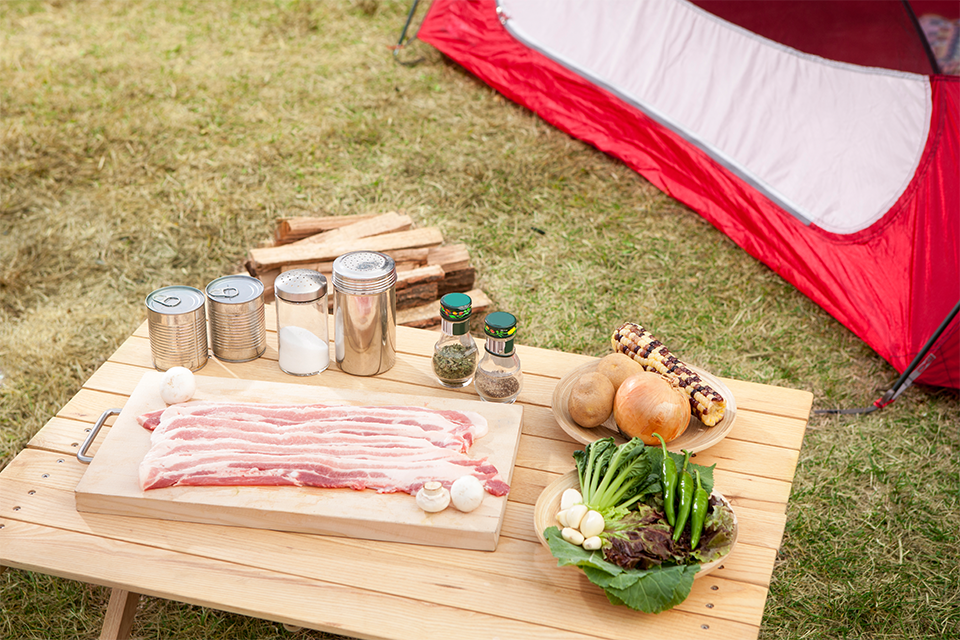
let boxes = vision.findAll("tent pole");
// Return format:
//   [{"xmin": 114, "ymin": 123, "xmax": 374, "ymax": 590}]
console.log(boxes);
[
  {"xmin": 902, "ymin": 0, "xmax": 942, "ymax": 74},
  {"xmin": 816, "ymin": 300, "xmax": 960, "ymax": 415},
  {"xmin": 392, "ymin": 0, "xmax": 424, "ymax": 66}
]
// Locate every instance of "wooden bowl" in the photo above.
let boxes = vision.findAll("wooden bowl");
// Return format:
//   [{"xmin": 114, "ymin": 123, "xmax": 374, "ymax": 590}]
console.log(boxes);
[
  {"xmin": 551, "ymin": 360, "xmax": 737, "ymax": 453},
  {"xmin": 534, "ymin": 470, "xmax": 737, "ymax": 579}
]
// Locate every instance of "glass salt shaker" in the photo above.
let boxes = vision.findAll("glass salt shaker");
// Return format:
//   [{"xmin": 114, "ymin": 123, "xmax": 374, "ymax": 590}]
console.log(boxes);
[
  {"xmin": 475, "ymin": 311, "xmax": 522, "ymax": 403},
  {"xmin": 275, "ymin": 269, "xmax": 329, "ymax": 376},
  {"xmin": 432, "ymin": 293, "xmax": 478, "ymax": 388}
]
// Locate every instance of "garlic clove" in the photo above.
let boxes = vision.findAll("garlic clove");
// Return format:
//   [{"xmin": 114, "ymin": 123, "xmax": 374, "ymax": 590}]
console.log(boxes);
[
  {"xmin": 555, "ymin": 508, "xmax": 570, "ymax": 528},
  {"xmin": 560, "ymin": 488, "xmax": 583, "ymax": 511},
  {"xmin": 579, "ymin": 510, "xmax": 605, "ymax": 538},
  {"xmin": 561, "ymin": 527, "xmax": 585, "ymax": 546},
  {"xmin": 564, "ymin": 504, "xmax": 589, "ymax": 531},
  {"xmin": 582, "ymin": 536, "xmax": 602, "ymax": 551}
]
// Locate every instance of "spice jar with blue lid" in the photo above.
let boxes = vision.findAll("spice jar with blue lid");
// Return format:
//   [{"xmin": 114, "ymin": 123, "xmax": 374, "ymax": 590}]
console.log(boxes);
[
  {"xmin": 475, "ymin": 311, "xmax": 522, "ymax": 403},
  {"xmin": 432, "ymin": 292, "xmax": 478, "ymax": 388}
]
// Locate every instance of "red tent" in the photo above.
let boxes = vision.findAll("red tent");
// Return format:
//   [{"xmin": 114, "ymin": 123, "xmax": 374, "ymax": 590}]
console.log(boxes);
[{"xmin": 417, "ymin": 0, "xmax": 960, "ymax": 393}]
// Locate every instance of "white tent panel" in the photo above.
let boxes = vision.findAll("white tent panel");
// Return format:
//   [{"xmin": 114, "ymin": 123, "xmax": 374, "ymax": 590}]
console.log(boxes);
[{"xmin": 500, "ymin": 0, "xmax": 931, "ymax": 234}]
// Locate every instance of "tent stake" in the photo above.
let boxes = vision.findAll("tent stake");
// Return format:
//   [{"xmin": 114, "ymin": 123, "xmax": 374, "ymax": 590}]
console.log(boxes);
[{"xmin": 816, "ymin": 300, "xmax": 960, "ymax": 415}]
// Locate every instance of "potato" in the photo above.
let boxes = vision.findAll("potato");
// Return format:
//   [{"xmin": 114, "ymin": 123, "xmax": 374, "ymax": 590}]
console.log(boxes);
[
  {"xmin": 568, "ymin": 372, "xmax": 615, "ymax": 428},
  {"xmin": 596, "ymin": 352, "xmax": 645, "ymax": 390}
]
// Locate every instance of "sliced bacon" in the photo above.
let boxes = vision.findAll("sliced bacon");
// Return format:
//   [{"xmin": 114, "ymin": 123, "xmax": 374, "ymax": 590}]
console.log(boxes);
[
  {"xmin": 136, "ymin": 400, "xmax": 507, "ymax": 497},
  {"xmin": 145, "ymin": 401, "xmax": 487, "ymax": 445},
  {"xmin": 151, "ymin": 414, "xmax": 473, "ymax": 452}
]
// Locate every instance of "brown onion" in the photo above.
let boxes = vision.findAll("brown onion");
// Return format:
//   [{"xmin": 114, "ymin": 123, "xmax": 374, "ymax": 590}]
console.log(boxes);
[{"xmin": 613, "ymin": 371, "xmax": 691, "ymax": 444}]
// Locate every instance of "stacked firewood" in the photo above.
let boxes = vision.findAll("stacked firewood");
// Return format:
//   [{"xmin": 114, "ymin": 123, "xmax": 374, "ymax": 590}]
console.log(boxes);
[{"xmin": 244, "ymin": 212, "xmax": 490, "ymax": 328}]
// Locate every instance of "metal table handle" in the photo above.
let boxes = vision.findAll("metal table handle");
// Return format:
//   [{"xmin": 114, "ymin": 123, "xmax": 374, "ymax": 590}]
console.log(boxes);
[{"xmin": 77, "ymin": 408, "xmax": 122, "ymax": 463}]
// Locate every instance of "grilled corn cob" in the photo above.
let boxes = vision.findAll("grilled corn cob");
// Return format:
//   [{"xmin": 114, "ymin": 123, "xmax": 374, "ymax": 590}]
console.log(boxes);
[{"xmin": 611, "ymin": 322, "xmax": 726, "ymax": 426}]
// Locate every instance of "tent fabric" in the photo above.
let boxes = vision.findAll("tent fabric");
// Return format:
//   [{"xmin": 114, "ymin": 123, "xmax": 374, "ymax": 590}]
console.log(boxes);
[
  {"xmin": 687, "ymin": 1, "xmax": 939, "ymax": 74},
  {"xmin": 417, "ymin": 0, "xmax": 960, "ymax": 389}
]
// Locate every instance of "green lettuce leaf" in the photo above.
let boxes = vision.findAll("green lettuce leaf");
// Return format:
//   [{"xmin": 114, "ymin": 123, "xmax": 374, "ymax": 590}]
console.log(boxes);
[
  {"xmin": 544, "ymin": 526, "xmax": 700, "ymax": 614},
  {"xmin": 590, "ymin": 563, "xmax": 699, "ymax": 614},
  {"xmin": 545, "ymin": 526, "xmax": 623, "ymax": 574}
]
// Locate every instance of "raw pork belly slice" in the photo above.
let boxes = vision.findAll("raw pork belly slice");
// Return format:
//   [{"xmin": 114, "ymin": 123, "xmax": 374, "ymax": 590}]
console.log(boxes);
[
  {"xmin": 138, "ymin": 401, "xmax": 487, "ymax": 449},
  {"xmin": 137, "ymin": 401, "xmax": 508, "ymax": 496}
]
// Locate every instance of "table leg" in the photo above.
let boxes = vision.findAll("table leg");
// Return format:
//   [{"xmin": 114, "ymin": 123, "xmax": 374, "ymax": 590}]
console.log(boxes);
[{"xmin": 99, "ymin": 588, "xmax": 141, "ymax": 640}]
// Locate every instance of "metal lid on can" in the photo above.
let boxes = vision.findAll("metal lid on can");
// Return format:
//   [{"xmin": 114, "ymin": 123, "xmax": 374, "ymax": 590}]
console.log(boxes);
[
  {"xmin": 205, "ymin": 275, "xmax": 264, "ymax": 304},
  {"xmin": 332, "ymin": 251, "xmax": 397, "ymax": 295},
  {"xmin": 145, "ymin": 285, "xmax": 206, "ymax": 315},
  {"xmin": 275, "ymin": 269, "xmax": 327, "ymax": 303}
]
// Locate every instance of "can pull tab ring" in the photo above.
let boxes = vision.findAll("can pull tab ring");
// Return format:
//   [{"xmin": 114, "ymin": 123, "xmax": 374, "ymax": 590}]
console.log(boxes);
[
  {"xmin": 154, "ymin": 295, "xmax": 182, "ymax": 308},
  {"xmin": 209, "ymin": 287, "xmax": 239, "ymax": 299}
]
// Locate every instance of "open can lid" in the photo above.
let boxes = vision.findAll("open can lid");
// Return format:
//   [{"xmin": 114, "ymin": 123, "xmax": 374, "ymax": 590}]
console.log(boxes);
[
  {"xmin": 205, "ymin": 275, "xmax": 264, "ymax": 304},
  {"xmin": 145, "ymin": 286, "xmax": 205, "ymax": 314}
]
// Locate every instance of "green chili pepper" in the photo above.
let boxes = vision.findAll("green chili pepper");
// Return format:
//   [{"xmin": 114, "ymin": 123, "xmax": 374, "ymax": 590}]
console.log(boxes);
[
  {"xmin": 672, "ymin": 450, "xmax": 694, "ymax": 542},
  {"xmin": 654, "ymin": 432, "xmax": 677, "ymax": 526},
  {"xmin": 689, "ymin": 470, "xmax": 710, "ymax": 549}
]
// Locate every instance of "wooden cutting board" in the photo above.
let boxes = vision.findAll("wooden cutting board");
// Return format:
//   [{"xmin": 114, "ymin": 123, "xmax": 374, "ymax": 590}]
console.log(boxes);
[{"xmin": 75, "ymin": 372, "xmax": 524, "ymax": 551}]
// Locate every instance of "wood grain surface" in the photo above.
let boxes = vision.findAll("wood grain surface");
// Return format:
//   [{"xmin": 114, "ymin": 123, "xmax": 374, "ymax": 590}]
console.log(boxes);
[{"xmin": 1, "ymin": 307, "xmax": 814, "ymax": 640}]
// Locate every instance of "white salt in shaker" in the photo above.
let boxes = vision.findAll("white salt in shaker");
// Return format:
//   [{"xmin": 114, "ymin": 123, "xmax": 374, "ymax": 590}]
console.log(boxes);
[{"xmin": 275, "ymin": 269, "xmax": 329, "ymax": 376}]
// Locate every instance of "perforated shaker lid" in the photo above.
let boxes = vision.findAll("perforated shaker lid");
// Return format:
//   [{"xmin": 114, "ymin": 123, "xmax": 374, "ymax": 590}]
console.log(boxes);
[
  {"xmin": 332, "ymin": 251, "xmax": 397, "ymax": 295},
  {"xmin": 275, "ymin": 269, "xmax": 327, "ymax": 303}
]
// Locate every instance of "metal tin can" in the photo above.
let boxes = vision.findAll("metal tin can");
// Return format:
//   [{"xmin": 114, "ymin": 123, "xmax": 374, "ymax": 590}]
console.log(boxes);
[
  {"xmin": 145, "ymin": 285, "xmax": 208, "ymax": 372},
  {"xmin": 332, "ymin": 251, "xmax": 397, "ymax": 376},
  {"xmin": 205, "ymin": 275, "xmax": 266, "ymax": 363}
]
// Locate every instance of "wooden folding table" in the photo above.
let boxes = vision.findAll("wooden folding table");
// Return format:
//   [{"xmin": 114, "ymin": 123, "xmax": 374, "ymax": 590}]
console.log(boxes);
[{"xmin": 0, "ymin": 309, "xmax": 812, "ymax": 639}]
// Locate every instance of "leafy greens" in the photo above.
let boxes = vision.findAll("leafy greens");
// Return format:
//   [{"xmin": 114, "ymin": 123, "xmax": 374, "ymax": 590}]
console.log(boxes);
[{"xmin": 549, "ymin": 437, "xmax": 733, "ymax": 614}]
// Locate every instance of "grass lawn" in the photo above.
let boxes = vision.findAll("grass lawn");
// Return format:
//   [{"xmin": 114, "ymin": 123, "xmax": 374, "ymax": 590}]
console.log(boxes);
[{"xmin": 1, "ymin": 1, "xmax": 957, "ymax": 638}]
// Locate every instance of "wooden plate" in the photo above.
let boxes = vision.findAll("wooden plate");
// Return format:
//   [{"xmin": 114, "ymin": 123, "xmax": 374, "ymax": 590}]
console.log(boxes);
[
  {"xmin": 551, "ymin": 360, "xmax": 737, "ymax": 453},
  {"xmin": 534, "ymin": 470, "xmax": 737, "ymax": 579}
]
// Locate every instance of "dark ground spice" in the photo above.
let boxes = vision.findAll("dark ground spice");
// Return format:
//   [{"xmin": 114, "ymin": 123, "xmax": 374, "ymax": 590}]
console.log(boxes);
[{"xmin": 475, "ymin": 372, "xmax": 520, "ymax": 399}]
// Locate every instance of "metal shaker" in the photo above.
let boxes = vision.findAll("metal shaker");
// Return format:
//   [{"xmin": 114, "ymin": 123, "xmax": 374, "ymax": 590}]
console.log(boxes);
[{"xmin": 332, "ymin": 251, "xmax": 397, "ymax": 376}]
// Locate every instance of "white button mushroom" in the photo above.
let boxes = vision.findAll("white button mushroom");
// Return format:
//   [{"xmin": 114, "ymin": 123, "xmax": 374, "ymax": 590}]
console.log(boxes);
[
  {"xmin": 450, "ymin": 475, "xmax": 484, "ymax": 512},
  {"xmin": 159, "ymin": 367, "xmax": 196, "ymax": 404},
  {"xmin": 416, "ymin": 481, "xmax": 451, "ymax": 513}
]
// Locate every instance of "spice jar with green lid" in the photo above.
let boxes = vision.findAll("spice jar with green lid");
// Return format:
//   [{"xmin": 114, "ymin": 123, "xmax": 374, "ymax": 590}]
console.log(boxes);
[
  {"xmin": 432, "ymin": 293, "xmax": 479, "ymax": 388},
  {"xmin": 475, "ymin": 311, "xmax": 522, "ymax": 404}
]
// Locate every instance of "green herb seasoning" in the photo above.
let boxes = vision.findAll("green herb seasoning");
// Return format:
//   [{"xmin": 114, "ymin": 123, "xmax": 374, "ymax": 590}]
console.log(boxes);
[
  {"xmin": 433, "ymin": 343, "xmax": 478, "ymax": 381},
  {"xmin": 432, "ymin": 293, "xmax": 478, "ymax": 388}
]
